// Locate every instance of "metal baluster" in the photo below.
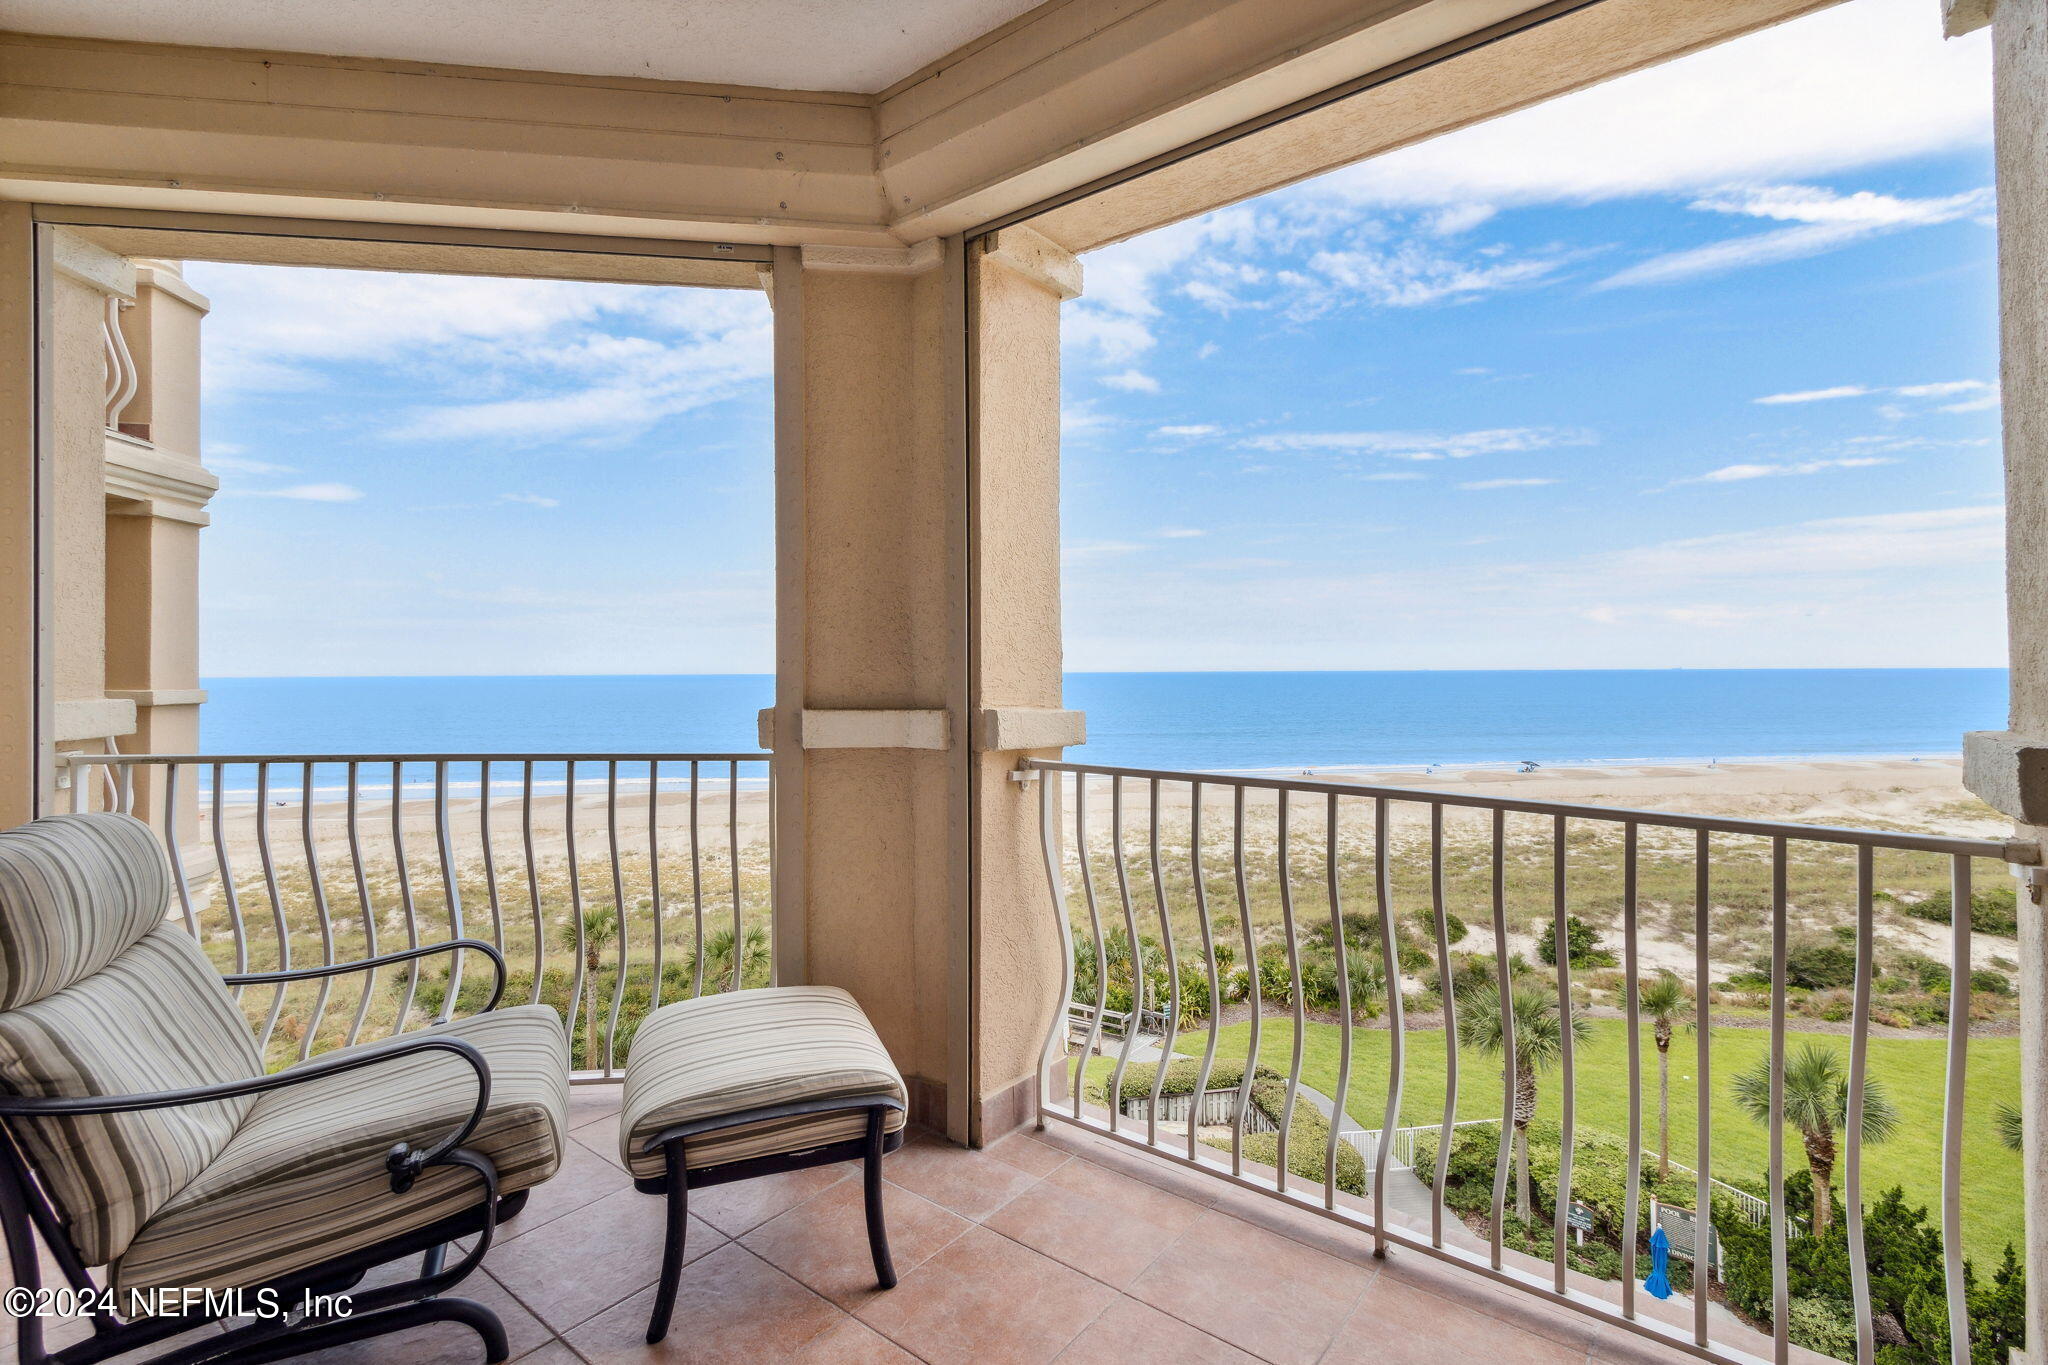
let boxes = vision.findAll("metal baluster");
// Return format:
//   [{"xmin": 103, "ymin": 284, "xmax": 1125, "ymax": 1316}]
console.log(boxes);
[
  {"xmin": 522, "ymin": 761, "xmax": 543, "ymax": 1006},
  {"xmin": 565, "ymin": 761, "xmax": 585, "ymax": 1059},
  {"xmin": 391, "ymin": 762, "xmax": 423, "ymax": 1036},
  {"xmin": 1769, "ymin": 837, "xmax": 1790, "ymax": 1365},
  {"xmin": 298, "ymin": 762, "xmax": 335, "ymax": 1061},
  {"xmin": 1325, "ymin": 792, "xmax": 1353, "ymax": 1211},
  {"xmin": 1371, "ymin": 798, "xmax": 1404, "ymax": 1257},
  {"xmin": 70, "ymin": 761, "xmax": 86, "ymax": 813},
  {"xmin": 344, "ymin": 762, "xmax": 379, "ymax": 1048},
  {"xmin": 1187, "ymin": 782, "xmax": 1220, "ymax": 1163},
  {"xmin": 479, "ymin": 760, "xmax": 504, "ymax": 953},
  {"xmin": 1621, "ymin": 822, "xmax": 1641, "ymax": 1319},
  {"xmin": 727, "ymin": 759, "xmax": 742, "ymax": 991},
  {"xmin": 1276, "ymin": 789, "xmax": 1306, "ymax": 1194},
  {"xmin": 604, "ymin": 761, "xmax": 628, "ymax": 1076},
  {"xmin": 163, "ymin": 764, "xmax": 197, "ymax": 934},
  {"xmin": 1145, "ymin": 778, "xmax": 1180, "ymax": 1149},
  {"xmin": 765, "ymin": 759, "xmax": 776, "ymax": 984},
  {"xmin": 1551, "ymin": 815, "xmax": 1575, "ymax": 1294},
  {"xmin": 212, "ymin": 763, "xmax": 249, "ymax": 990},
  {"xmin": 1940, "ymin": 855, "xmax": 1972, "ymax": 1365},
  {"xmin": 115, "ymin": 762, "xmax": 134, "ymax": 815},
  {"xmin": 689, "ymin": 760, "xmax": 705, "ymax": 998},
  {"xmin": 1107, "ymin": 776, "xmax": 1144, "ymax": 1137},
  {"xmin": 253, "ymin": 763, "xmax": 290, "ymax": 1055},
  {"xmin": 1076, "ymin": 777, "xmax": 1108, "ymax": 1121},
  {"xmin": 1847, "ymin": 845, "xmax": 1876, "ymax": 1365},
  {"xmin": 1488, "ymin": 808, "xmax": 1515, "ymax": 1272},
  {"xmin": 1036, "ymin": 768, "xmax": 1076, "ymax": 1130},
  {"xmin": 649, "ymin": 760, "xmax": 665, "ymax": 1014},
  {"xmin": 433, "ymin": 761, "xmax": 464, "ymax": 1021},
  {"xmin": 1694, "ymin": 829, "xmax": 1712, "ymax": 1348},
  {"xmin": 1230, "ymin": 785, "xmax": 1260, "ymax": 1175},
  {"xmin": 1429, "ymin": 803, "xmax": 1456, "ymax": 1250}
]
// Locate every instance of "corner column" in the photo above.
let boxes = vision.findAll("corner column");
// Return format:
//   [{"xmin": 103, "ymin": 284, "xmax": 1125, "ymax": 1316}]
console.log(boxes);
[{"xmin": 1950, "ymin": 0, "xmax": 2048, "ymax": 1347}]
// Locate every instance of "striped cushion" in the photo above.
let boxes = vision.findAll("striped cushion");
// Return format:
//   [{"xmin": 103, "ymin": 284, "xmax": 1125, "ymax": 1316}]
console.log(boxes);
[
  {"xmin": 0, "ymin": 814, "xmax": 174, "ymax": 1011},
  {"xmin": 113, "ymin": 1004, "xmax": 568, "ymax": 1302},
  {"xmin": 0, "ymin": 925, "xmax": 261, "ymax": 1267},
  {"xmin": 619, "ymin": 987, "xmax": 905, "ymax": 1179}
]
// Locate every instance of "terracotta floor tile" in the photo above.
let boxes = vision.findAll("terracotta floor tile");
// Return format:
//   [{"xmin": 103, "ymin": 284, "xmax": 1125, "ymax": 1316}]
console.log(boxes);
[
  {"xmin": 791, "ymin": 1313, "xmax": 923, "ymax": 1363},
  {"xmin": 853, "ymin": 1226, "xmax": 1116, "ymax": 1365},
  {"xmin": 488, "ymin": 1185, "xmax": 721, "ymax": 1333},
  {"xmin": 744, "ymin": 1177, "xmax": 971, "ymax": 1308},
  {"xmin": 569, "ymin": 1084, "xmax": 626, "ymax": 1130},
  {"xmin": 688, "ymin": 1164, "xmax": 852, "ymax": 1238},
  {"xmin": 1053, "ymin": 1296, "xmax": 1258, "ymax": 1364},
  {"xmin": 1321, "ymin": 1275, "xmax": 1584, "ymax": 1365},
  {"xmin": 1128, "ymin": 1209, "xmax": 1371, "ymax": 1365},
  {"xmin": 291, "ymin": 1262, "xmax": 553, "ymax": 1365},
  {"xmin": 984, "ymin": 1155, "xmax": 1205, "ymax": 1288},
  {"xmin": 1031, "ymin": 1130, "xmax": 1226, "ymax": 1209},
  {"xmin": 496, "ymin": 1136, "xmax": 636, "ymax": 1244},
  {"xmin": 511, "ymin": 1343, "xmax": 583, "ymax": 1365},
  {"xmin": 880, "ymin": 1134, "xmax": 1044, "ymax": 1220},
  {"xmin": 983, "ymin": 1132, "xmax": 1070, "ymax": 1179},
  {"xmin": 564, "ymin": 1244, "xmax": 844, "ymax": 1363},
  {"xmin": 1376, "ymin": 1249, "xmax": 1600, "ymax": 1352}
]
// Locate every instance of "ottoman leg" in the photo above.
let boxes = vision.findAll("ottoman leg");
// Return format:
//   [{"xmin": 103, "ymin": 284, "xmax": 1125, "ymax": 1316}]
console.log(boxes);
[
  {"xmin": 864, "ymin": 1108, "xmax": 897, "ymax": 1290},
  {"xmin": 646, "ymin": 1141, "xmax": 690, "ymax": 1344}
]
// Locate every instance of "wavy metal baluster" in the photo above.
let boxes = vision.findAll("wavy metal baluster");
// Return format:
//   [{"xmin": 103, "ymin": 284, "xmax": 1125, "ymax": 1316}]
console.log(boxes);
[
  {"xmin": 344, "ymin": 762, "xmax": 380, "ymax": 1048},
  {"xmin": 1075, "ymin": 776, "xmax": 1108, "ymax": 1121},
  {"xmin": 1429, "ymin": 803, "xmax": 1456, "ymax": 1250},
  {"xmin": 1694, "ymin": 829, "xmax": 1713, "ymax": 1348},
  {"xmin": 604, "ymin": 761, "xmax": 629, "ymax": 1076},
  {"xmin": 1187, "ymin": 782, "xmax": 1220, "ymax": 1163},
  {"xmin": 649, "ymin": 760, "xmax": 665, "ymax": 1014},
  {"xmin": 163, "ymin": 764, "xmax": 197, "ymax": 935},
  {"xmin": 1371, "ymin": 798, "xmax": 1404, "ymax": 1256},
  {"xmin": 727, "ymin": 759, "xmax": 743, "ymax": 991},
  {"xmin": 1229, "ymin": 784, "xmax": 1260, "ymax": 1176},
  {"xmin": 298, "ymin": 761, "xmax": 335, "ymax": 1061},
  {"xmin": 1769, "ymin": 837, "xmax": 1790, "ymax": 1365},
  {"xmin": 1550, "ymin": 814, "xmax": 1576, "ymax": 1293},
  {"xmin": 1144, "ymin": 778, "xmax": 1179, "ymax": 1149},
  {"xmin": 1276, "ymin": 789, "xmax": 1305, "ymax": 1194},
  {"xmin": 1036, "ymin": 769, "xmax": 1077, "ymax": 1130},
  {"xmin": 212, "ymin": 763, "xmax": 249, "ymax": 991},
  {"xmin": 522, "ymin": 761, "xmax": 543, "ymax": 1006},
  {"xmin": 1940, "ymin": 855, "xmax": 1972, "ymax": 1365},
  {"xmin": 1847, "ymin": 845, "xmax": 1876, "ymax": 1365},
  {"xmin": 1621, "ymin": 822, "xmax": 1641, "ymax": 1319},
  {"xmin": 479, "ymin": 760, "xmax": 504, "ymax": 954},
  {"xmin": 391, "ymin": 761, "xmax": 423, "ymax": 1036},
  {"xmin": 252, "ymin": 763, "xmax": 290, "ymax": 1056},
  {"xmin": 565, "ymin": 760, "xmax": 585, "ymax": 1058},
  {"xmin": 1488, "ymin": 807, "xmax": 1515, "ymax": 1272},
  {"xmin": 689, "ymin": 760, "xmax": 705, "ymax": 998},
  {"xmin": 433, "ymin": 761, "xmax": 465, "ymax": 1021},
  {"xmin": 1107, "ymin": 777, "xmax": 1144, "ymax": 1136},
  {"xmin": 1325, "ymin": 792, "xmax": 1353, "ymax": 1212}
]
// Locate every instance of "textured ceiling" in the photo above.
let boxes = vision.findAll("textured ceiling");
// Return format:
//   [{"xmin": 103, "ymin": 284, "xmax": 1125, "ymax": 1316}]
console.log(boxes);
[{"xmin": 0, "ymin": 0, "xmax": 1046, "ymax": 91}]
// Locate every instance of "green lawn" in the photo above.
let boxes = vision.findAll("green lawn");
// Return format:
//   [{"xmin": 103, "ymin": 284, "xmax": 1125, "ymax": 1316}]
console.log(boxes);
[{"xmin": 1077, "ymin": 1017, "xmax": 2021, "ymax": 1264}]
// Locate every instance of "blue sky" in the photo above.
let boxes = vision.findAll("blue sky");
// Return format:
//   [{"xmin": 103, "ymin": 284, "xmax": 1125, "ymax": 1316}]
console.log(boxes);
[{"xmin": 194, "ymin": 0, "xmax": 2002, "ymax": 678}]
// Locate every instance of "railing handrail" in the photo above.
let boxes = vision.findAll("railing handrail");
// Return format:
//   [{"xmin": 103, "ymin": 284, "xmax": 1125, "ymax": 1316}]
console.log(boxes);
[
  {"xmin": 1022, "ymin": 757, "xmax": 2035, "ymax": 862},
  {"xmin": 61, "ymin": 751, "xmax": 771, "ymax": 765}
]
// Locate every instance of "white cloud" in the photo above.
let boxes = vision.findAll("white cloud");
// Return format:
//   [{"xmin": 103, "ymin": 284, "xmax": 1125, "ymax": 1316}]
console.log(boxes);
[
  {"xmin": 1154, "ymin": 424, "xmax": 1221, "ymax": 439},
  {"xmin": 1243, "ymin": 426, "xmax": 1594, "ymax": 461},
  {"xmin": 1459, "ymin": 477, "xmax": 1557, "ymax": 490},
  {"xmin": 499, "ymin": 492, "xmax": 560, "ymax": 508},
  {"xmin": 1305, "ymin": 240, "xmax": 1569, "ymax": 309},
  {"xmin": 1896, "ymin": 380, "xmax": 1991, "ymax": 398},
  {"xmin": 1153, "ymin": 527, "xmax": 1206, "ymax": 538},
  {"xmin": 1677, "ymin": 457, "xmax": 1896, "ymax": 485},
  {"xmin": 1102, "ymin": 369, "xmax": 1162, "ymax": 394},
  {"xmin": 1598, "ymin": 186, "xmax": 1991, "ymax": 289},
  {"xmin": 224, "ymin": 482, "xmax": 365, "ymax": 503},
  {"xmin": 1755, "ymin": 386, "xmax": 1873, "ymax": 405}
]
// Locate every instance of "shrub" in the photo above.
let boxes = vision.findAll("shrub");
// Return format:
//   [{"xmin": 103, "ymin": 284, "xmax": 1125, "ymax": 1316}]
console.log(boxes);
[
  {"xmin": 1902, "ymin": 884, "xmax": 2019, "ymax": 937},
  {"xmin": 1971, "ymin": 968, "xmax": 2013, "ymax": 997},
  {"xmin": 1786, "ymin": 1297, "xmax": 1858, "ymax": 1360},
  {"xmin": 1410, "ymin": 906, "xmax": 1468, "ymax": 944},
  {"xmin": 1109, "ymin": 1056, "xmax": 1277, "ymax": 1104},
  {"xmin": 1538, "ymin": 915, "xmax": 1616, "ymax": 968},
  {"xmin": 1783, "ymin": 938, "xmax": 1858, "ymax": 991},
  {"xmin": 1227, "ymin": 1090, "xmax": 1367, "ymax": 1195}
]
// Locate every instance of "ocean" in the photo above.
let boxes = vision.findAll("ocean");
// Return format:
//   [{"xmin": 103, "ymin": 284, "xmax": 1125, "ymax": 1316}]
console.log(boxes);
[{"xmin": 197, "ymin": 669, "xmax": 2007, "ymax": 773}]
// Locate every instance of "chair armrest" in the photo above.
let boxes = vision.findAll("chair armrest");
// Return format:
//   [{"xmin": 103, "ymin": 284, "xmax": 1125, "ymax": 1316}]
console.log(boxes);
[
  {"xmin": 0, "ymin": 1036, "xmax": 493, "ymax": 1194},
  {"xmin": 224, "ymin": 939, "xmax": 508, "ymax": 1014}
]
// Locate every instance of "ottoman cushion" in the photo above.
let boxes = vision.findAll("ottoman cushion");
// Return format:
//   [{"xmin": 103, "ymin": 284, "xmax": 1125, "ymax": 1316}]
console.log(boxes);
[{"xmin": 619, "ymin": 986, "xmax": 906, "ymax": 1179}]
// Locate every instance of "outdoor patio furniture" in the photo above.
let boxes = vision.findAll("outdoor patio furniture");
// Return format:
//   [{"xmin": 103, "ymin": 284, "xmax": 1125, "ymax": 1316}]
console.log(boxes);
[
  {"xmin": 0, "ymin": 811, "xmax": 569, "ymax": 1365},
  {"xmin": 619, "ymin": 985, "xmax": 907, "ymax": 1343}
]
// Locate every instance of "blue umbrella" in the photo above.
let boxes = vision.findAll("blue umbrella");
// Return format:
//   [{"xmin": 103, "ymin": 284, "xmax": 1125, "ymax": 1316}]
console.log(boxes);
[{"xmin": 1642, "ymin": 1225, "xmax": 1674, "ymax": 1300}]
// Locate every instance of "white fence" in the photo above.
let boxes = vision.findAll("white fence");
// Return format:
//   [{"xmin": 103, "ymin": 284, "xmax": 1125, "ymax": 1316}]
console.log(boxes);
[{"xmin": 1123, "ymin": 1088, "xmax": 1278, "ymax": 1133}]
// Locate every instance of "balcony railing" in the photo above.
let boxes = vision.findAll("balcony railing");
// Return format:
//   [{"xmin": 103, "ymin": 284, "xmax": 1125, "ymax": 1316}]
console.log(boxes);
[
  {"xmin": 1026, "ymin": 757, "xmax": 2036, "ymax": 1365},
  {"xmin": 62, "ymin": 751, "xmax": 773, "ymax": 1079}
]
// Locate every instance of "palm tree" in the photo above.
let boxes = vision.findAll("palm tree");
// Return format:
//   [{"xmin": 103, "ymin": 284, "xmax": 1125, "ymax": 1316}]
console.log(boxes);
[
  {"xmin": 1457, "ymin": 983, "xmax": 1590, "ymax": 1223},
  {"xmin": 1730, "ymin": 1044, "xmax": 1898, "ymax": 1236},
  {"xmin": 1638, "ymin": 972, "xmax": 1687, "ymax": 1178},
  {"xmin": 555, "ymin": 907, "xmax": 618, "ymax": 1069},
  {"xmin": 1996, "ymin": 1101, "xmax": 2024, "ymax": 1153},
  {"xmin": 695, "ymin": 923, "xmax": 770, "ymax": 993}
]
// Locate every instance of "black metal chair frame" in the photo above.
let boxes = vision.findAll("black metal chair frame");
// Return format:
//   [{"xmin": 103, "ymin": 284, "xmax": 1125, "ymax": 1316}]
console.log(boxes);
[
  {"xmin": 0, "ymin": 939, "xmax": 534, "ymax": 1365},
  {"xmin": 634, "ymin": 1092, "xmax": 905, "ymax": 1344}
]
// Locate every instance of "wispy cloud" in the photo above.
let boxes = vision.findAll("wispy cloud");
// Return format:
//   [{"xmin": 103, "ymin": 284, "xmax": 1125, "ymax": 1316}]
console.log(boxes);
[
  {"xmin": 1153, "ymin": 527, "xmax": 1206, "ymax": 539},
  {"xmin": 499, "ymin": 492, "xmax": 560, "ymax": 508},
  {"xmin": 1243, "ymin": 426, "xmax": 1594, "ymax": 461},
  {"xmin": 1752, "ymin": 377, "xmax": 1996, "ymax": 408},
  {"xmin": 1101, "ymin": 369, "xmax": 1161, "ymax": 394},
  {"xmin": 1154, "ymin": 424, "xmax": 1221, "ymax": 440},
  {"xmin": 1755, "ymin": 385, "xmax": 1873, "ymax": 405},
  {"xmin": 1674, "ymin": 456, "xmax": 1896, "ymax": 485},
  {"xmin": 1459, "ymin": 477, "xmax": 1558, "ymax": 490}
]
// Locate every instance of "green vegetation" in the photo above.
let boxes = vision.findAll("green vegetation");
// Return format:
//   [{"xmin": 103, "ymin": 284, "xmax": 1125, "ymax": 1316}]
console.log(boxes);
[
  {"xmin": 1537, "ymin": 914, "xmax": 1615, "ymax": 968},
  {"xmin": 1729, "ymin": 1044, "xmax": 1898, "ymax": 1237},
  {"xmin": 1130, "ymin": 1016, "xmax": 2024, "ymax": 1263},
  {"xmin": 1455, "ymin": 983, "xmax": 1588, "ymax": 1221}
]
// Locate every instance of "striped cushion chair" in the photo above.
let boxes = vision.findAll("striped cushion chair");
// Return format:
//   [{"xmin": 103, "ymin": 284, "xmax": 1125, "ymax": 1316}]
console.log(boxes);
[
  {"xmin": 620, "ymin": 987, "xmax": 907, "ymax": 1343},
  {"xmin": 0, "ymin": 812, "xmax": 568, "ymax": 1365}
]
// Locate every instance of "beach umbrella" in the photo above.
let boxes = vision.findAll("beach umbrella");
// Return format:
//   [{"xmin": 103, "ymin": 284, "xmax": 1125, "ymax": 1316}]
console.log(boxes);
[{"xmin": 1642, "ymin": 1225, "xmax": 1673, "ymax": 1300}]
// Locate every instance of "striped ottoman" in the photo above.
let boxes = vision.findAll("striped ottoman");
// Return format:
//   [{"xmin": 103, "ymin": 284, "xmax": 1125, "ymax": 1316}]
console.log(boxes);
[{"xmin": 620, "ymin": 986, "xmax": 907, "ymax": 1342}]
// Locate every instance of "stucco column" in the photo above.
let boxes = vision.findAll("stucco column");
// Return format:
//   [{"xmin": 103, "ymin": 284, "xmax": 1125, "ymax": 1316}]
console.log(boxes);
[
  {"xmin": 966, "ymin": 227, "xmax": 1086, "ymax": 1142},
  {"xmin": 104, "ymin": 261, "xmax": 215, "ymax": 833},
  {"xmin": 770, "ymin": 241, "xmax": 966, "ymax": 1136},
  {"xmin": 1949, "ymin": 0, "xmax": 2048, "ymax": 1347},
  {"xmin": 0, "ymin": 206, "xmax": 35, "ymax": 828}
]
